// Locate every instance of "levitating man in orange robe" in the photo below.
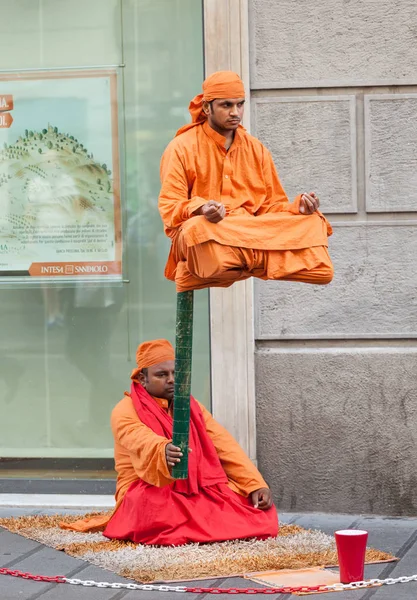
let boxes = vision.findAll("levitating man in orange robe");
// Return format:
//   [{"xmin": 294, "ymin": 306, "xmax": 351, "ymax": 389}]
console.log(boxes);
[
  {"xmin": 61, "ymin": 339, "xmax": 278, "ymax": 545},
  {"xmin": 159, "ymin": 71, "xmax": 334, "ymax": 292}
]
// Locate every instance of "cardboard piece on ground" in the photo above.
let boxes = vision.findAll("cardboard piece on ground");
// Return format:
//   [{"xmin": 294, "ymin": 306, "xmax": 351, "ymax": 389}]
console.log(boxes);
[{"xmin": 245, "ymin": 566, "xmax": 340, "ymax": 592}]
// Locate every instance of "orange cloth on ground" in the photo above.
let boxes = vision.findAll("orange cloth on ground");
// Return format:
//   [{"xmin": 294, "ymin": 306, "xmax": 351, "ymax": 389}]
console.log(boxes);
[
  {"xmin": 61, "ymin": 394, "xmax": 268, "ymax": 533},
  {"xmin": 159, "ymin": 119, "xmax": 334, "ymax": 292}
]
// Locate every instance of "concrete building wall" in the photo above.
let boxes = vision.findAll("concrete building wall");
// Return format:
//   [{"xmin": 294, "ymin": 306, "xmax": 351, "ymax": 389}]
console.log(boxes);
[{"xmin": 250, "ymin": 0, "xmax": 417, "ymax": 515}]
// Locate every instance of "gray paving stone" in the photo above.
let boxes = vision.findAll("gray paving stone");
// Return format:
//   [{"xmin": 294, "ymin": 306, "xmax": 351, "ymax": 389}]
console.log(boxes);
[
  {"xmin": 0, "ymin": 530, "xmax": 43, "ymax": 565},
  {"xmin": 0, "ymin": 509, "xmax": 87, "ymax": 518},
  {"xmin": 30, "ymin": 509, "xmax": 89, "ymax": 517},
  {"xmin": 0, "ymin": 576, "xmax": 48, "ymax": 600},
  {"xmin": 0, "ymin": 524, "xmax": 92, "ymax": 600},
  {"xmin": 0, "ymin": 509, "xmax": 38, "ymax": 518},
  {"xmin": 0, "ymin": 561, "xmax": 52, "ymax": 600},
  {"xmin": 6, "ymin": 544, "xmax": 88, "ymax": 577},
  {"xmin": 365, "ymin": 530, "xmax": 417, "ymax": 599},
  {"xmin": 0, "ymin": 549, "xmax": 121, "ymax": 600},
  {"xmin": 357, "ymin": 516, "xmax": 417, "ymax": 556},
  {"xmin": 385, "ymin": 535, "xmax": 417, "ymax": 578},
  {"xmin": 278, "ymin": 512, "xmax": 300, "ymax": 525},
  {"xmin": 370, "ymin": 581, "xmax": 417, "ymax": 600},
  {"xmin": 291, "ymin": 512, "xmax": 360, "ymax": 535}
]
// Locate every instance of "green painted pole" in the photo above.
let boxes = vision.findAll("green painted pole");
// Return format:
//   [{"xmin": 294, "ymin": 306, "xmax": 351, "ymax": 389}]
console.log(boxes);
[{"xmin": 172, "ymin": 290, "xmax": 194, "ymax": 479}]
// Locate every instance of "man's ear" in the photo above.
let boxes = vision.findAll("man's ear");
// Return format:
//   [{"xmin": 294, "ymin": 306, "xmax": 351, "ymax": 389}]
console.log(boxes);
[
  {"xmin": 138, "ymin": 371, "xmax": 146, "ymax": 387},
  {"xmin": 202, "ymin": 100, "xmax": 211, "ymax": 116}
]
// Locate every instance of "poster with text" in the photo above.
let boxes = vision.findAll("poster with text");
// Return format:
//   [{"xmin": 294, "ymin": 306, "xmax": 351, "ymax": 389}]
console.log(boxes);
[{"xmin": 0, "ymin": 70, "xmax": 122, "ymax": 281}]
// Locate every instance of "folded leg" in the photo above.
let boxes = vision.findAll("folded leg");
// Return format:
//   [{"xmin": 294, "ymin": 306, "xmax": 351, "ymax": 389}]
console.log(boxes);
[
  {"xmin": 174, "ymin": 238, "xmax": 253, "ymax": 292},
  {"xmin": 173, "ymin": 232, "xmax": 333, "ymax": 291},
  {"xmin": 263, "ymin": 246, "xmax": 334, "ymax": 285}
]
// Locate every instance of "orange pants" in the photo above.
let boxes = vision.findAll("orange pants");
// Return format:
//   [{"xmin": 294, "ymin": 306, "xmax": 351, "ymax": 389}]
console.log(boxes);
[{"xmin": 174, "ymin": 236, "xmax": 334, "ymax": 292}]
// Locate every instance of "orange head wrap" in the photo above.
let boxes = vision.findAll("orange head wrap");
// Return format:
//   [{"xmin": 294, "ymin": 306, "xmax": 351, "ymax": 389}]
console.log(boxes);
[
  {"xmin": 176, "ymin": 70, "xmax": 245, "ymax": 136},
  {"xmin": 130, "ymin": 339, "xmax": 175, "ymax": 380}
]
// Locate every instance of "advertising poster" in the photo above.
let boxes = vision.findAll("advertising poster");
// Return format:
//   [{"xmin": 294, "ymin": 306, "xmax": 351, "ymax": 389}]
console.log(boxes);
[{"xmin": 0, "ymin": 70, "xmax": 122, "ymax": 281}]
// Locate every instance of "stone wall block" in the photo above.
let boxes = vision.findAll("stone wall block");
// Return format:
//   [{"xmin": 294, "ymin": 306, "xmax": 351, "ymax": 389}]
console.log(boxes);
[
  {"xmin": 250, "ymin": 0, "xmax": 417, "ymax": 88},
  {"xmin": 256, "ymin": 349, "xmax": 417, "ymax": 515},
  {"xmin": 365, "ymin": 95, "xmax": 417, "ymax": 212},
  {"xmin": 253, "ymin": 97, "xmax": 357, "ymax": 213},
  {"xmin": 255, "ymin": 225, "xmax": 417, "ymax": 339}
]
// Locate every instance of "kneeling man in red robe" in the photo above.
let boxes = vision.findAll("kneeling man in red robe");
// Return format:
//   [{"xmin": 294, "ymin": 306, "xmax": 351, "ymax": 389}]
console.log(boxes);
[{"xmin": 62, "ymin": 338, "xmax": 278, "ymax": 546}]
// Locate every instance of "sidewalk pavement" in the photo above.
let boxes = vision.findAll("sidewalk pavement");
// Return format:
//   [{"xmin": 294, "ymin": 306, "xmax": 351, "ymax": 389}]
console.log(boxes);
[{"xmin": 1, "ymin": 508, "xmax": 417, "ymax": 599}]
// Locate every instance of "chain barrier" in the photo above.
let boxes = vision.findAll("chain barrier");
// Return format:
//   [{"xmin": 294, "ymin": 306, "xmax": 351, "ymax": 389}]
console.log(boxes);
[
  {"xmin": 326, "ymin": 573, "xmax": 417, "ymax": 592},
  {"xmin": 184, "ymin": 586, "xmax": 326, "ymax": 594},
  {"xmin": 1, "ymin": 567, "xmax": 417, "ymax": 594},
  {"xmin": 0, "ymin": 568, "xmax": 65, "ymax": 584}
]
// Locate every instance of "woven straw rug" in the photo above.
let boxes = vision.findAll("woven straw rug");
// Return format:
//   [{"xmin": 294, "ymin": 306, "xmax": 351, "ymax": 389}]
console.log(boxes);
[{"xmin": 0, "ymin": 512, "xmax": 395, "ymax": 583}]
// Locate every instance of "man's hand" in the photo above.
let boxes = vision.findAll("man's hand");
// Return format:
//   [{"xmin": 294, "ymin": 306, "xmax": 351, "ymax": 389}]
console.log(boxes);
[
  {"xmin": 299, "ymin": 192, "xmax": 320, "ymax": 214},
  {"xmin": 165, "ymin": 443, "xmax": 182, "ymax": 472},
  {"xmin": 251, "ymin": 487, "xmax": 273, "ymax": 510},
  {"xmin": 197, "ymin": 200, "xmax": 226, "ymax": 223}
]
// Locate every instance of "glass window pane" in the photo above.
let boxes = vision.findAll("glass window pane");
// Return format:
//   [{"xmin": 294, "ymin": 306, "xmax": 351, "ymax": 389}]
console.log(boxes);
[{"xmin": 0, "ymin": 0, "xmax": 209, "ymax": 460}]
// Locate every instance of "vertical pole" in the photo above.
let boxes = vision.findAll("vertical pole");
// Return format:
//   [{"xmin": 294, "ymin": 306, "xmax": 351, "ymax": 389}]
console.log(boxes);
[{"xmin": 172, "ymin": 290, "xmax": 194, "ymax": 479}]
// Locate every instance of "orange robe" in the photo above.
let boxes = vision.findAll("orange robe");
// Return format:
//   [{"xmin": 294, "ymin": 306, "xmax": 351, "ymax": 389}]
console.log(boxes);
[
  {"xmin": 61, "ymin": 394, "xmax": 268, "ymax": 533},
  {"xmin": 159, "ymin": 121, "xmax": 334, "ymax": 292}
]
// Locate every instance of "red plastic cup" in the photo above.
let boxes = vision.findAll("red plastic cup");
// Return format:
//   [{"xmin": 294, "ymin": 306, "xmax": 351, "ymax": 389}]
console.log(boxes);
[{"xmin": 334, "ymin": 529, "xmax": 368, "ymax": 583}]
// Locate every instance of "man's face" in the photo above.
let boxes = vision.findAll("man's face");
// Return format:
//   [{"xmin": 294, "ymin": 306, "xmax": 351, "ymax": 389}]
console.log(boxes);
[
  {"xmin": 140, "ymin": 360, "xmax": 175, "ymax": 402},
  {"xmin": 206, "ymin": 98, "xmax": 245, "ymax": 132}
]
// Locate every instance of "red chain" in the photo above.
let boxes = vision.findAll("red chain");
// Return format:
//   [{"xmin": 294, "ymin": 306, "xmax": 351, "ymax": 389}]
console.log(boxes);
[
  {"xmin": 185, "ymin": 586, "xmax": 326, "ymax": 594},
  {"xmin": 0, "ymin": 567, "xmax": 328, "ymax": 593},
  {"xmin": 0, "ymin": 568, "xmax": 65, "ymax": 584}
]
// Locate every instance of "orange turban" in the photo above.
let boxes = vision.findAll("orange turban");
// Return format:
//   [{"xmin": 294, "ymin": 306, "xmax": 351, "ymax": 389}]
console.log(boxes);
[
  {"xmin": 176, "ymin": 71, "xmax": 245, "ymax": 136},
  {"xmin": 130, "ymin": 339, "xmax": 175, "ymax": 380}
]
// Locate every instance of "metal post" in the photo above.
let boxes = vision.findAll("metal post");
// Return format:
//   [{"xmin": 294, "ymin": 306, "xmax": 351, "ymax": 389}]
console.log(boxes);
[{"xmin": 172, "ymin": 290, "xmax": 194, "ymax": 479}]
